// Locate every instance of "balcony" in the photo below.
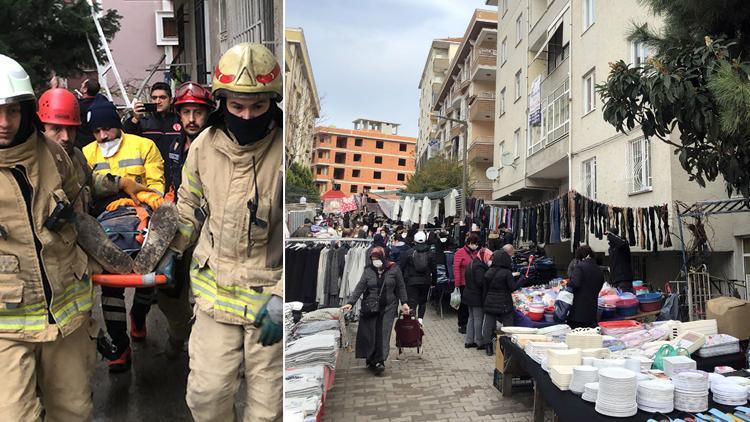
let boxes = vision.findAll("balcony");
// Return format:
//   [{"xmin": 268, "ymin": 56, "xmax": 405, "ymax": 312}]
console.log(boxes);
[
  {"xmin": 468, "ymin": 92, "xmax": 495, "ymax": 121},
  {"xmin": 529, "ymin": 0, "xmax": 569, "ymax": 53},
  {"xmin": 470, "ymin": 49, "xmax": 497, "ymax": 81},
  {"xmin": 467, "ymin": 136, "xmax": 494, "ymax": 164},
  {"xmin": 473, "ymin": 179, "xmax": 494, "ymax": 193},
  {"xmin": 450, "ymin": 124, "xmax": 464, "ymax": 138}
]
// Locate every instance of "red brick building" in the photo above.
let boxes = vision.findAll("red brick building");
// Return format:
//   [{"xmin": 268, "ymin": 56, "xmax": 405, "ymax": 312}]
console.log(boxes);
[{"xmin": 312, "ymin": 119, "xmax": 417, "ymax": 194}]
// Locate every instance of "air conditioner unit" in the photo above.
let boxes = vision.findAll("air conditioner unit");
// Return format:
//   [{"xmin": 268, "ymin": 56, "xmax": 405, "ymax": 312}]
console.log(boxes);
[{"xmin": 155, "ymin": 11, "xmax": 178, "ymax": 46}]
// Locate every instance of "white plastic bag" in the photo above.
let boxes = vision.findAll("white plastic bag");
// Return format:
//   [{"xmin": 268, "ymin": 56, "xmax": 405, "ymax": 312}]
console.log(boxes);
[{"xmin": 450, "ymin": 287, "xmax": 461, "ymax": 310}]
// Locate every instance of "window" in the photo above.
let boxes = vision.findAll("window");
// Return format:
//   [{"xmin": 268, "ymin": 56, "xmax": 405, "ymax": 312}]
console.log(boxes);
[
  {"xmin": 374, "ymin": 156, "xmax": 383, "ymax": 164},
  {"xmin": 398, "ymin": 158, "xmax": 406, "ymax": 166},
  {"xmin": 397, "ymin": 173, "xmax": 405, "ymax": 181},
  {"xmin": 498, "ymin": 141, "xmax": 505, "ymax": 168},
  {"xmin": 334, "ymin": 152, "xmax": 346, "ymax": 164},
  {"xmin": 583, "ymin": 69, "xmax": 596, "ymax": 114},
  {"xmin": 513, "ymin": 129, "xmax": 520, "ymax": 157},
  {"xmin": 363, "ymin": 186, "xmax": 371, "ymax": 192},
  {"xmin": 317, "ymin": 151, "xmax": 323, "ymax": 159},
  {"xmin": 544, "ymin": 79, "xmax": 570, "ymax": 143},
  {"xmin": 632, "ymin": 42, "xmax": 652, "ymax": 66},
  {"xmin": 377, "ymin": 187, "xmax": 385, "ymax": 190},
  {"xmin": 399, "ymin": 143, "xmax": 407, "ymax": 152},
  {"xmin": 354, "ymin": 138, "xmax": 363, "ymax": 147},
  {"xmin": 350, "ymin": 185, "xmax": 358, "ymax": 193},
  {"xmin": 352, "ymin": 169, "xmax": 360, "ymax": 178},
  {"xmin": 514, "ymin": 70, "xmax": 522, "ymax": 100},
  {"xmin": 336, "ymin": 136, "xmax": 347, "ymax": 148},
  {"xmin": 581, "ymin": 157, "xmax": 597, "ymax": 199},
  {"xmin": 516, "ymin": 14, "xmax": 523, "ymax": 44},
  {"xmin": 373, "ymin": 171, "xmax": 382, "ymax": 180},
  {"xmin": 353, "ymin": 153, "xmax": 361, "ymax": 162},
  {"xmin": 583, "ymin": 0, "xmax": 595, "ymax": 30},
  {"xmin": 332, "ymin": 183, "xmax": 341, "ymax": 191},
  {"xmin": 742, "ymin": 238, "xmax": 750, "ymax": 283},
  {"xmin": 500, "ymin": 88, "xmax": 506, "ymax": 115},
  {"xmin": 500, "ymin": 38, "xmax": 507, "ymax": 65},
  {"xmin": 547, "ymin": 24, "xmax": 569, "ymax": 74},
  {"xmin": 628, "ymin": 137, "xmax": 652, "ymax": 194},
  {"xmin": 316, "ymin": 167, "xmax": 323, "ymax": 175},
  {"xmin": 333, "ymin": 168, "xmax": 345, "ymax": 179},
  {"xmin": 375, "ymin": 140, "xmax": 384, "ymax": 149}
]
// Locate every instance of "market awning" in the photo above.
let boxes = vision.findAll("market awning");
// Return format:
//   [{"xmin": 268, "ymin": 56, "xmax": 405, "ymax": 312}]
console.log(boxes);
[{"xmin": 321, "ymin": 189, "xmax": 347, "ymax": 201}]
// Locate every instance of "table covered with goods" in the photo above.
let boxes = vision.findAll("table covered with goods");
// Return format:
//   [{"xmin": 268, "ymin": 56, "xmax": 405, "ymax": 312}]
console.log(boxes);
[{"xmin": 496, "ymin": 317, "xmax": 750, "ymax": 422}]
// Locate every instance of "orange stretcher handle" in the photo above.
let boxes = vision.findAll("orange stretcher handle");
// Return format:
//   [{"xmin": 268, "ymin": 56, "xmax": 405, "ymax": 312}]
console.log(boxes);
[{"xmin": 92, "ymin": 273, "xmax": 167, "ymax": 287}]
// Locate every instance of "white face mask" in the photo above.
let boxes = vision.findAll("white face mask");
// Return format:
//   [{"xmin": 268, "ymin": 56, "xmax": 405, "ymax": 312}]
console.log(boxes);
[
  {"xmin": 468, "ymin": 244, "xmax": 478, "ymax": 251},
  {"xmin": 440, "ymin": 237, "xmax": 447, "ymax": 243},
  {"xmin": 98, "ymin": 138, "xmax": 122, "ymax": 158},
  {"xmin": 401, "ymin": 233, "xmax": 407, "ymax": 239},
  {"xmin": 372, "ymin": 259, "xmax": 383, "ymax": 269}
]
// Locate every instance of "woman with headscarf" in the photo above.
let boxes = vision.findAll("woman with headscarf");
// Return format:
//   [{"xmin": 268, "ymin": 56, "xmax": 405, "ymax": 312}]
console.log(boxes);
[
  {"xmin": 482, "ymin": 251, "xmax": 523, "ymax": 355},
  {"xmin": 567, "ymin": 245, "xmax": 605, "ymax": 329},
  {"xmin": 341, "ymin": 247, "xmax": 409, "ymax": 376},
  {"xmin": 461, "ymin": 245, "xmax": 493, "ymax": 350}
]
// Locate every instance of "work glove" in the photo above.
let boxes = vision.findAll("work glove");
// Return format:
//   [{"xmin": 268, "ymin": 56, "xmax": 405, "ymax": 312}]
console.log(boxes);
[
  {"xmin": 106, "ymin": 198, "xmax": 136, "ymax": 212},
  {"xmin": 255, "ymin": 295, "xmax": 283, "ymax": 346},
  {"xmin": 119, "ymin": 177, "xmax": 153, "ymax": 204},
  {"xmin": 136, "ymin": 191, "xmax": 164, "ymax": 210}
]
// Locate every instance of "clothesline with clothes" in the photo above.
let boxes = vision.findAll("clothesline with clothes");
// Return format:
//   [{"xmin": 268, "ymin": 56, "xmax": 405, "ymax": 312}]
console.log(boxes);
[{"xmin": 371, "ymin": 188, "xmax": 461, "ymax": 224}]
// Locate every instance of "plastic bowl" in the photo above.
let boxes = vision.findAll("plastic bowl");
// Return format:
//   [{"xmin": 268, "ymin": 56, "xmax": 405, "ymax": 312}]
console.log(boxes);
[
  {"xmin": 528, "ymin": 311, "xmax": 544, "ymax": 321},
  {"xmin": 639, "ymin": 300, "xmax": 662, "ymax": 312},
  {"xmin": 616, "ymin": 304, "xmax": 639, "ymax": 316},
  {"xmin": 599, "ymin": 305, "xmax": 617, "ymax": 319}
]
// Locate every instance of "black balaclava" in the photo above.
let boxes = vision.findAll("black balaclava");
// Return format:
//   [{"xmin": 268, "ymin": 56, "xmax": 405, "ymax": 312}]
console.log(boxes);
[
  {"xmin": 222, "ymin": 100, "xmax": 280, "ymax": 146},
  {"xmin": 2, "ymin": 100, "xmax": 39, "ymax": 149}
]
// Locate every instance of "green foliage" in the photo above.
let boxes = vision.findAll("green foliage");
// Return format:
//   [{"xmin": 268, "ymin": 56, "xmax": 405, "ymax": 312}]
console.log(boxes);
[
  {"xmin": 0, "ymin": 0, "xmax": 121, "ymax": 91},
  {"xmin": 286, "ymin": 162, "xmax": 320, "ymax": 204},
  {"xmin": 598, "ymin": 0, "xmax": 750, "ymax": 197},
  {"xmin": 405, "ymin": 155, "xmax": 465, "ymax": 193}
]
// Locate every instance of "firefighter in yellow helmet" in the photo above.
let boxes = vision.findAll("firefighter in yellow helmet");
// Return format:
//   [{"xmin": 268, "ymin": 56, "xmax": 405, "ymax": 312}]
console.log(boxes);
[{"xmin": 161, "ymin": 43, "xmax": 283, "ymax": 421}]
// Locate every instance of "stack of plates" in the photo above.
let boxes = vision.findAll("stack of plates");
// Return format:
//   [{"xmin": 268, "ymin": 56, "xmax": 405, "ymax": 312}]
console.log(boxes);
[
  {"xmin": 592, "ymin": 358, "xmax": 626, "ymax": 370},
  {"xmin": 570, "ymin": 366, "xmax": 599, "ymax": 394},
  {"xmin": 636, "ymin": 380, "xmax": 674, "ymax": 413},
  {"xmin": 663, "ymin": 355, "xmax": 696, "ymax": 378},
  {"xmin": 675, "ymin": 319, "xmax": 718, "ymax": 337},
  {"xmin": 595, "ymin": 367, "xmax": 638, "ymax": 417},
  {"xmin": 582, "ymin": 382, "xmax": 599, "ymax": 402},
  {"xmin": 725, "ymin": 376, "xmax": 750, "ymax": 401},
  {"xmin": 525, "ymin": 341, "xmax": 568, "ymax": 364},
  {"xmin": 511, "ymin": 334, "xmax": 549, "ymax": 347},
  {"xmin": 548, "ymin": 349, "xmax": 582, "ymax": 367},
  {"xmin": 711, "ymin": 381, "xmax": 748, "ymax": 406},
  {"xmin": 549, "ymin": 365, "xmax": 574, "ymax": 390},
  {"xmin": 581, "ymin": 348, "xmax": 610, "ymax": 359},
  {"xmin": 501, "ymin": 326, "xmax": 538, "ymax": 335},
  {"xmin": 566, "ymin": 332, "xmax": 604, "ymax": 349},
  {"xmin": 672, "ymin": 370, "xmax": 709, "ymax": 413},
  {"xmin": 538, "ymin": 324, "xmax": 571, "ymax": 342}
]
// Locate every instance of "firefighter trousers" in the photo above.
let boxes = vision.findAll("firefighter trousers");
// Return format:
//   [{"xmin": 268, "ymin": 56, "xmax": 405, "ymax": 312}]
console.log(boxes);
[
  {"xmin": 0, "ymin": 319, "xmax": 97, "ymax": 421},
  {"xmin": 186, "ymin": 308, "xmax": 282, "ymax": 422}
]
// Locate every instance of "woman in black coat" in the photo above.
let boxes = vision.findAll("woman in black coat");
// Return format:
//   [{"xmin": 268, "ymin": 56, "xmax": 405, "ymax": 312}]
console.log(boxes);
[
  {"xmin": 481, "ymin": 251, "xmax": 523, "ymax": 355},
  {"xmin": 342, "ymin": 247, "xmax": 409, "ymax": 376},
  {"xmin": 462, "ymin": 248, "xmax": 493, "ymax": 350},
  {"xmin": 567, "ymin": 245, "xmax": 605, "ymax": 329}
]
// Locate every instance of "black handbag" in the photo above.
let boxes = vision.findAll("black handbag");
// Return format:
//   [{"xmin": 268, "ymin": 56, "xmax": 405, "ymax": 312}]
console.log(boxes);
[{"xmin": 361, "ymin": 279, "xmax": 386, "ymax": 317}]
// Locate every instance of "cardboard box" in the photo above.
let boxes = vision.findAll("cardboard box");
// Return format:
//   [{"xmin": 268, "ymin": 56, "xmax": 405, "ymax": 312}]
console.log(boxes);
[
  {"xmin": 495, "ymin": 336, "xmax": 522, "ymax": 374},
  {"xmin": 706, "ymin": 297, "xmax": 750, "ymax": 341}
]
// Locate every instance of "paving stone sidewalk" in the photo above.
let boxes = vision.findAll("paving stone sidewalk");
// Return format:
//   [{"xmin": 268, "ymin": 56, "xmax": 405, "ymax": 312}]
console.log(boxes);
[{"xmin": 322, "ymin": 305, "xmax": 538, "ymax": 422}]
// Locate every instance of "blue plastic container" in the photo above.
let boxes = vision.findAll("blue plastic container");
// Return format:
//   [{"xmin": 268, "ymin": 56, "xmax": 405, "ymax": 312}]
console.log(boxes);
[
  {"xmin": 616, "ymin": 304, "xmax": 639, "ymax": 317},
  {"xmin": 637, "ymin": 292, "xmax": 663, "ymax": 303}
]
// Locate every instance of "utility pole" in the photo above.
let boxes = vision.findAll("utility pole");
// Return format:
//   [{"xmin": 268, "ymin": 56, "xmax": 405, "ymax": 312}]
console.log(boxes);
[{"xmin": 432, "ymin": 113, "xmax": 468, "ymax": 221}]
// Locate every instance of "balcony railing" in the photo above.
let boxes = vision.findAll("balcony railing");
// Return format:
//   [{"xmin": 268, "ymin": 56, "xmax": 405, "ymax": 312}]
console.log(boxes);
[
  {"xmin": 467, "ymin": 136, "xmax": 494, "ymax": 163},
  {"xmin": 468, "ymin": 94, "xmax": 496, "ymax": 121}
]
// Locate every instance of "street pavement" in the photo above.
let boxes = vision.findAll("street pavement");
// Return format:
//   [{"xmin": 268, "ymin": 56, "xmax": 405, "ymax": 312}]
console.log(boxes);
[{"xmin": 322, "ymin": 304, "xmax": 548, "ymax": 422}]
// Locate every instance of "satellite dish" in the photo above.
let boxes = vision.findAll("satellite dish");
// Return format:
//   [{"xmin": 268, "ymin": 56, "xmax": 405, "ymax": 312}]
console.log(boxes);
[
  {"xmin": 501, "ymin": 152, "xmax": 516, "ymax": 167},
  {"xmin": 486, "ymin": 167, "xmax": 499, "ymax": 181}
]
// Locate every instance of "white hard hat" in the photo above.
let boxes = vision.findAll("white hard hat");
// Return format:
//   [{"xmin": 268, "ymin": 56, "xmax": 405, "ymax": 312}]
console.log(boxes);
[
  {"xmin": 0, "ymin": 55, "xmax": 35, "ymax": 105},
  {"xmin": 415, "ymin": 231, "xmax": 427, "ymax": 243}
]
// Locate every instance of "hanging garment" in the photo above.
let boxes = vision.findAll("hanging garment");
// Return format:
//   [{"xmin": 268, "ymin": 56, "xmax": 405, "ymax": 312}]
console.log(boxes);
[
  {"xmin": 528, "ymin": 207, "xmax": 537, "ymax": 244},
  {"xmin": 573, "ymin": 194, "xmax": 583, "ymax": 249},
  {"xmin": 657, "ymin": 206, "xmax": 663, "ymax": 246},
  {"xmin": 316, "ymin": 248, "xmax": 330, "ymax": 305},
  {"xmin": 649, "ymin": 207, "xmax": 658, "ymax": 253},
  {"xmin": 544, "ymin": 202, "xmax": 551, "ymax": 245},
  {"xmin": 644, "ymin": 209, "xmax": 651, "ymax": 251},
  {"xmin": 412, "ymin": 197, "xmax": 422, "ymax": 224},
  {"xmin": 445, "ymin": 190, "xmax": 458, "ymax": 217},
  {"xmin": 402, "ymin": 196, "xmax": 414, "ymax": 223},
  {"xmin": 431, "ymin": 200, "xmax": 440, "ymax": 224},
  {"xmin": 550, "ymin": 198, "xmax": 561, "ymax": 244},
  {"xmin": 627, "ymin": 208, "xmax": 636, "ymax": 246},
  {"xmin": 393, "ymin": 199, "xmax": 401, "ymax": 221},
  {"xmin": 561, "ymin": 193, "xmax": 569, "ymax": 240},
  {"xmin": 638, "ymin": 208, "xmax": 646, "ymax": 248},
  {"xmin": 662, "ymin": 205, "xmax": 673, "ymax": 248}
]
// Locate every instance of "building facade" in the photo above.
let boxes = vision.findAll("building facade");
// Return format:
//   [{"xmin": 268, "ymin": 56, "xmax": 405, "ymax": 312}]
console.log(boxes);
[
  {"xmin": 311, "ymin": 119, "xmax": 417, "ymax": 194},
  {"xmin": 417, "ymin": 38, "xmax": 461, "ymax": 168},
  {"xmin": 432, "ymin": 9, "xmax": 498, "ymax": 200},
  {"xmin": 486, "ymin": 0, "xmax": 750, "ymax": 286},
  {"xmin": 285, "ymin": 27, "xmax": 320, "ymax": 167}
]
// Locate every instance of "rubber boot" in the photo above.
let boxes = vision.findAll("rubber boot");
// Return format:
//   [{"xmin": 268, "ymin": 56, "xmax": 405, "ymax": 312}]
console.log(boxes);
[
  {"xmin": 486, "ymin": 342, "xmax": 494, "ymax": 356},
  {"xmin": 133, "ymin": 203, "xmax": 179, "ymax": 274},
  {"xmin": 74, "ymin": 212, "xmax": 133, "ymax": 274}
]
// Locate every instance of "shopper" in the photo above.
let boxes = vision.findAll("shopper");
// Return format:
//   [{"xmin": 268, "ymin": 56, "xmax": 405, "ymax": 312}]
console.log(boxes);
[
  {"xmin": 389, "ymin": 229, "xmax": 411, "ymax": 267},
  {"xmin": 453, "ymin": 233, "xmax": 481, "ymax": 333},
  {"xmin": 567, "ymin": 245, "xmax": 605, "ymax": 329},
  {"xmin": 341, "ymin": 247, "xmax": 409, "ymax": 376},
  {"xmin": 606, "ymin": 228, "xmax": 634, "ymax": 293},
  {"xmin": 482, "ymin": 251, "xmax": 522, "ymax": 355},
  {"xmin": 462, "ymin": 246, "xmax": 492, "ymax": 350},
  {"xmin": 401, "ymin": 231, "xmax": 437, "ymax": 325},
  {"xmin": 292, "ymin": 218, "xmax": 314, "ymax": 238}
]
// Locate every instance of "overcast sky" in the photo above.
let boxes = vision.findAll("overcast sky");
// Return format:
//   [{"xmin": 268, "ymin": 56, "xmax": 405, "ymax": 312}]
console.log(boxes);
[{"xmin": 286, "ymin": 0, "xmax": 488, "ymax": 137}]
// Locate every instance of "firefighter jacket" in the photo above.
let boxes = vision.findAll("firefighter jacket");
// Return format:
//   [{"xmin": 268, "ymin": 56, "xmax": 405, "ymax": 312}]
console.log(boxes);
[
  {"xmin": 122, "ymin": 111, "xmax": 181, "ymax": 163},
  {"xmin": 170, "ymin": 125, "xmax": 283, "ymax": 326},
  {"xmin": 0, "ymin": 132, "xmax": 94, "ymax": 341}
]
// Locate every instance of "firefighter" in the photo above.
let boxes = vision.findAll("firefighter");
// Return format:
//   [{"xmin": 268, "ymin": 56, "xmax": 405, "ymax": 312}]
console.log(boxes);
[
  {"xmin": 123, "ymin": 81, "xmax": 181, "ymax": 162},
  {"xmin": 0, "ymin": 54, "xmax": 98, "ymax": 421},
  {"xmin": 161, "ymin": 43, "xmax": 283, "ymax": 421},
  {"xmin": 82, "ymin": 96, "xmax": 174, "ymax": 372}
]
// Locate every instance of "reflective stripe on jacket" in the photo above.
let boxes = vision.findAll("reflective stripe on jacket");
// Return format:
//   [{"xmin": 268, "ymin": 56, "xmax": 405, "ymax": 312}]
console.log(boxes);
[{"xmin": 171, "ymin": 125, "xmax": 283, "ymax": 325}]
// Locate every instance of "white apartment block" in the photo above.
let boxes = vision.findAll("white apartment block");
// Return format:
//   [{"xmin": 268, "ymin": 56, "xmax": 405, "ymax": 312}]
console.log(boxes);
[
  {"xmin": 285, "ymin": 27, "xmax": 321, "ymax": 167},
  {"xmin": 486, "ymin": 0, "xmax": 750, "ymax": 287}
]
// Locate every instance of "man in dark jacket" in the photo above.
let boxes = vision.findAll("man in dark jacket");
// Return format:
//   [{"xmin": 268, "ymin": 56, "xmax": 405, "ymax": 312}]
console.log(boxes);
[
  {"xmin": 567, "ymin": 245, "xmax": 605, "ymax": 329},
  {"xmin": 606, "ymin": 228, "xmax": 634, "ymax": 293},
  {"xmin": 390, "ymin": 229, "xmax": 411, "ymax": 267},
  {"xmin": 123, "ymin": 81, "xmax": 181, "ymax": 161},
  {"xmin": 401, "ymin": 231, "xmax": 437, "ymax": 325},
  {"xmin": 291, "ymin": 219, "xmax": 314, "ymax": 238}
]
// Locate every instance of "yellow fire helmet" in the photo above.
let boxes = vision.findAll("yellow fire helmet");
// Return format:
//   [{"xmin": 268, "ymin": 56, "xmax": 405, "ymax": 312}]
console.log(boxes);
[{"xmin": 212, "ymin": 42, "xmax": 282, "ymax": 101}]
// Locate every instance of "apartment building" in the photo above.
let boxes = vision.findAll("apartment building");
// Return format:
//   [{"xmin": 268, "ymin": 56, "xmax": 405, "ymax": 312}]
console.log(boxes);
[
  {"xmin": 285, "ymin": 27, "xmax": 320, "ymax": 167},
  {"xmin": 417, "ymin": 38, "xmax": 461, "ymax": 168},
  {"xmin": 311, "ymin": 119, "xmax": 417, "ymax": 194},
  {"xmin": 487, "ymin": 0, "xmax": 750, "ymax": 285},
  {"xmin": 432, "ymin": 9, "xmax": 498, "ymax": 200}
]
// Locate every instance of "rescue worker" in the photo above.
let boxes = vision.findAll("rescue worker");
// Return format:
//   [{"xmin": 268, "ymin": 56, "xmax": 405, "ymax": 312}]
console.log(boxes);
[
  {"xmin": 0, "ymin": 54, "xmax": 97, "ymax": 421},
  {"xmin": 82, "ymin": 96, "xmax": 171, "ymax": 372},
  {"xmin": 161, "ymin": 42, "xmax": 283, "ymax": 421},
  {"xmin": 123, "ymin": 81, "xmax": 181, "ymax": 161}
]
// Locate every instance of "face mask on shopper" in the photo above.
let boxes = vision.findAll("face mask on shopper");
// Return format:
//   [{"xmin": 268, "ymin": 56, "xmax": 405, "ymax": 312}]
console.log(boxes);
[
  {"xmin": 440, "ymin": 237, "xmax": 447, "ymax": 243},
  {"xmin": 372, "ymin": 259, "xmax": 383, "ymax": 269},
  {"xmin": 468, "ymin": 244, "xmax": 478, "ymax": 251}
]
